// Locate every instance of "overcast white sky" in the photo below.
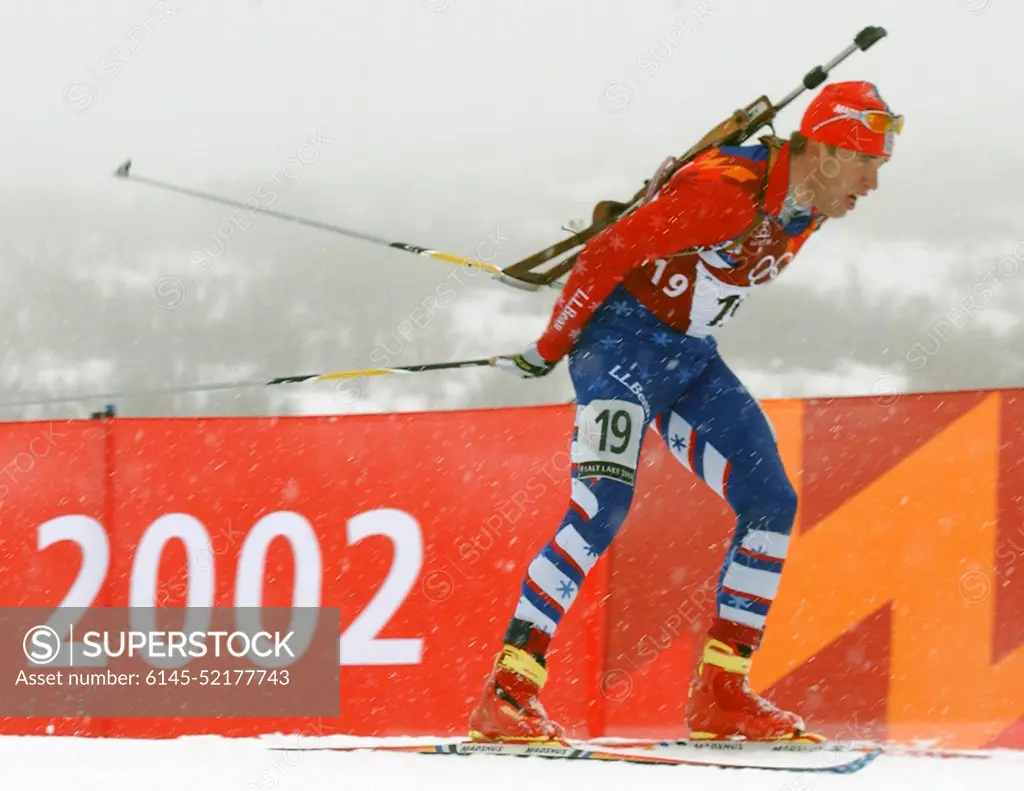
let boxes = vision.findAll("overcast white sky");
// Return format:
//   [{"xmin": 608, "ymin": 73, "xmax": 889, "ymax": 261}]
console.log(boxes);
[
  {"xmin": 2, "ymin": 1, "xmax": 1015, "ymax": 203},
  {"xmin": 1, "ymin": 0, "xmax": 1021, "ymax": 409}
]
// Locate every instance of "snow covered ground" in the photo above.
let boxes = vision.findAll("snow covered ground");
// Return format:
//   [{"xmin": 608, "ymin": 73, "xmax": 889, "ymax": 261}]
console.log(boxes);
[{"xmin": 5, "ymin": 734, "xmax": 1022, "ymax": 791}]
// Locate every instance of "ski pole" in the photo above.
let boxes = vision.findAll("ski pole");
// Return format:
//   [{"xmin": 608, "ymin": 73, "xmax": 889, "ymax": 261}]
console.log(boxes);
[
  {"xmin": 112, "ymin": 159, "xmax": 509, "ymax": 280},
  {"xmin": 0, "ymin": 357, "xmax": 500, "ymax": 410}
]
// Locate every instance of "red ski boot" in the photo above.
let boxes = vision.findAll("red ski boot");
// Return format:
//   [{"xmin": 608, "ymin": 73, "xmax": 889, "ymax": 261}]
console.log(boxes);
[
  {"xmin": 468, "ymin": 645, "xmax": 565, "ymax": 743},
  {"xmin": 686, "ymin": 622, "xmax": 825, "ymax": 743}
]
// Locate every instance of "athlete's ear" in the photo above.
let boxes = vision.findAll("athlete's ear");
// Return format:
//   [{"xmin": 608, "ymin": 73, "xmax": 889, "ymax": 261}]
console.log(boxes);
[{"xmin": 802, "ymin": 138, "xmax": 826, "ymax": 166}]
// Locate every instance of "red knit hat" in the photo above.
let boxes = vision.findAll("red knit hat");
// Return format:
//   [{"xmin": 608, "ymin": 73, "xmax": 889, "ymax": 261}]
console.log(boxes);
[{"xmin": 800, "ymin": 81, "xmax": 902, "ymax": 158}]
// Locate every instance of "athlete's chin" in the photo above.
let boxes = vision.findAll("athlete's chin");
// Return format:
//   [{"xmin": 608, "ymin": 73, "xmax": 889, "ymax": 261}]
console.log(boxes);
[{"xmin": 821, "ymin": 195, "xmax": 856, "ymax": 219}]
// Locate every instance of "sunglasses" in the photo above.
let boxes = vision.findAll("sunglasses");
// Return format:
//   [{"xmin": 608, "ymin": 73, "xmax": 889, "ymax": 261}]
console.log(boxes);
[{"xmin": 813, "ymin": 108, "xmax": 904, "ymax": 135}]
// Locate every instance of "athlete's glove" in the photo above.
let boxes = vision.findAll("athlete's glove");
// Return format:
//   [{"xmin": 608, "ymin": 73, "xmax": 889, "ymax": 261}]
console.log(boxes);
[{"xmin": 494, "ymin": 342, "xmax": 558, "ymax": 379}]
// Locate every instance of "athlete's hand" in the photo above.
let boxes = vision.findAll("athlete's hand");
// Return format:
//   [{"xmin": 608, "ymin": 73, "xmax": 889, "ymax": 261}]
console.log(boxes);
[{"xmin": 493, "ymin": 342, "xmax": 558, "ymax": 379}]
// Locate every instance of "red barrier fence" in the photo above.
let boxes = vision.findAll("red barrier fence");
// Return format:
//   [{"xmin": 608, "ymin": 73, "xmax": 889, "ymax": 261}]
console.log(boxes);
[{"xmin": 0, "ymin": 389, "xmax": 1022, "ymax": 748}]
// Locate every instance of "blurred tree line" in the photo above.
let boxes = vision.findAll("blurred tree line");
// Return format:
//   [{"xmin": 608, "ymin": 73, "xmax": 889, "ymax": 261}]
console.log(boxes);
[{"xmin": 0, "ymin": 174, "xmax": 1021, "ymax": 426}]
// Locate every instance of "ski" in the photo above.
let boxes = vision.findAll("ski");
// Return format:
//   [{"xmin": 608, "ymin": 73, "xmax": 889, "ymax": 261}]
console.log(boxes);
[
  {"xmin": 590, "ymin": 736, "xmax": 994, "ymax": 762},
  {"xmin": 270, "ymin": 737, "xmax": 882, "ymax": 773}
]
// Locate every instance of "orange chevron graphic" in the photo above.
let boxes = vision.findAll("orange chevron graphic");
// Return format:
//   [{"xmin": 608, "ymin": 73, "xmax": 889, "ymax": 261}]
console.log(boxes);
[
  {"xmin": 722, "ymin": 166, "xmax": 758, "ymax": 182},
  {"xmin": 693, "ymin": 154, "xmax": 758, "ymax": 183},
  {"xmin": 750, "ymin": 393, "xmax": 1024, "ymax": 748}
]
